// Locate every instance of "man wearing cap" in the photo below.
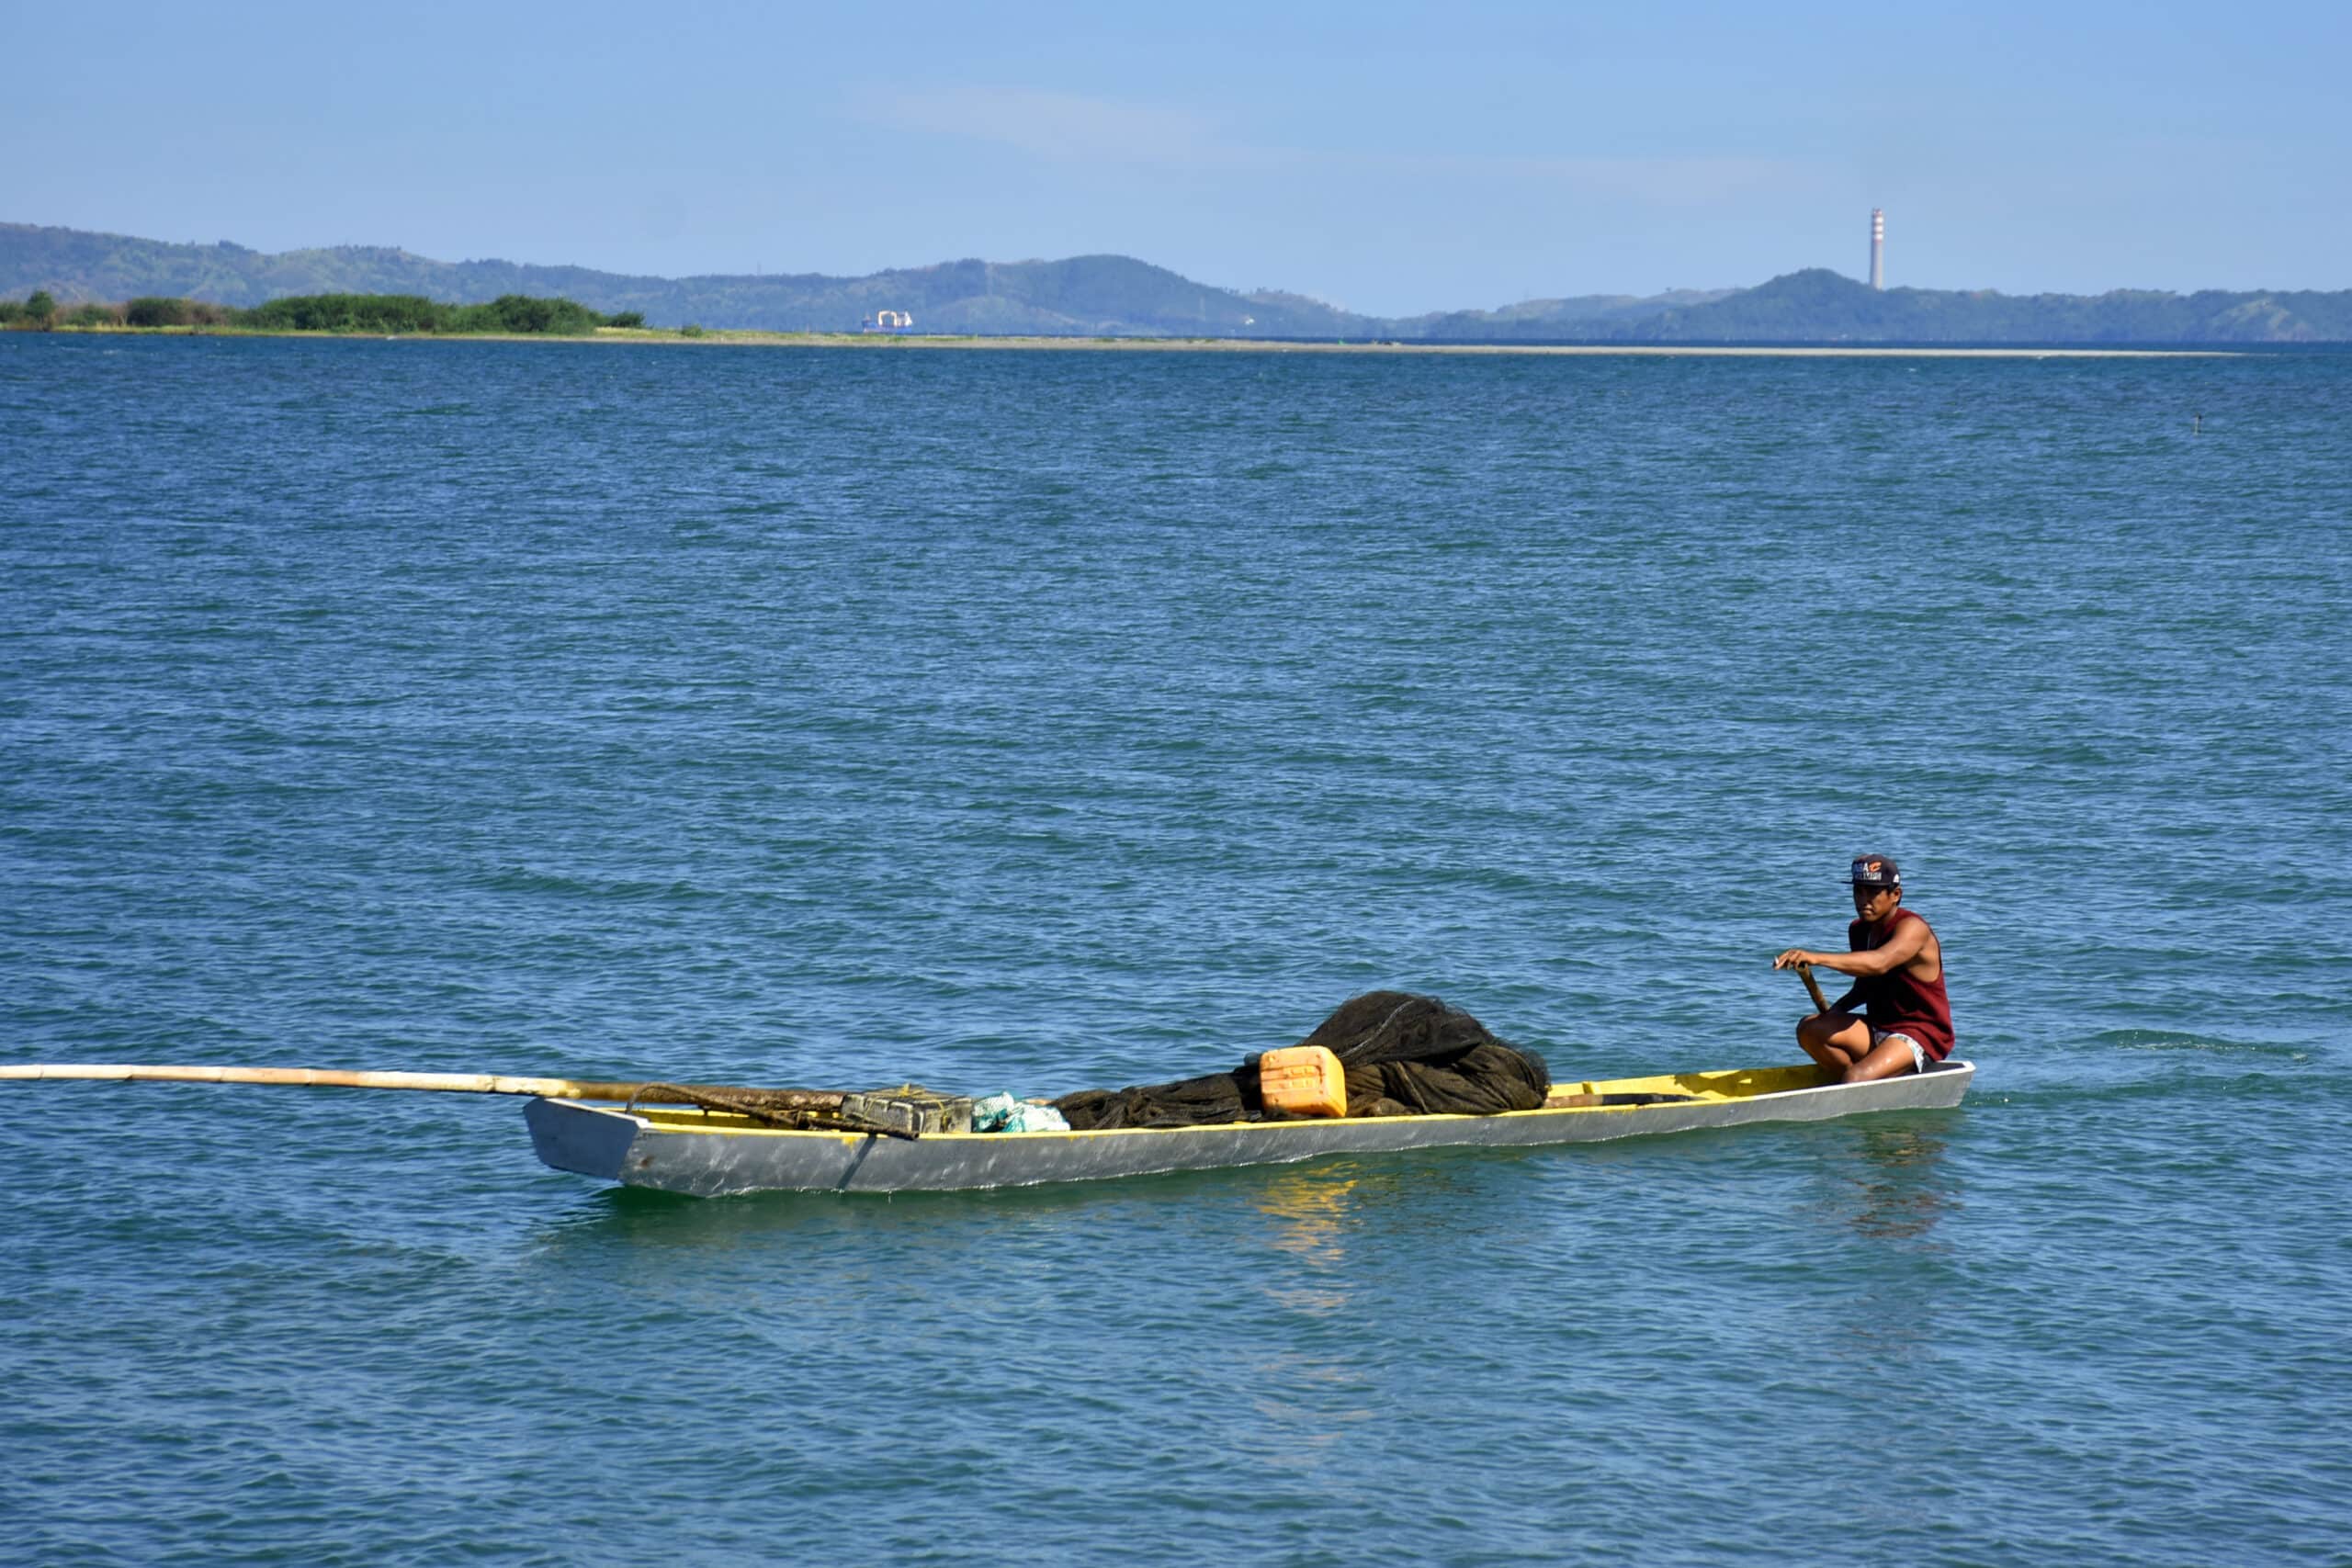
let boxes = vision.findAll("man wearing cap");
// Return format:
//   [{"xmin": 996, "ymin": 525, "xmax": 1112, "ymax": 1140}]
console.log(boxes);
[{"xmin": 1771, "ymin": 855, "xmax": 1955, "ymax": 1082}]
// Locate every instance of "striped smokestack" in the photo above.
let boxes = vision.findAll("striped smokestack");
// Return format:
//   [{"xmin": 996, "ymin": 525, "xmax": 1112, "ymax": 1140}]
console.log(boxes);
[{"xmin": 1870, "ymin": 209, "xmax": 1885, "ymax": 291}]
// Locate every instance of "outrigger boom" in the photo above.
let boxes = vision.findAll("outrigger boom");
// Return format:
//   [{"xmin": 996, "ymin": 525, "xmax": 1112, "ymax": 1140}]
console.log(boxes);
[
  {"xmin": 0, "ymin": 1063, "xmax": 917, "ymax": 1136},
  {"xmin": 0, "ymin": 1062, "xmax": 661, "ymax": 1098}
]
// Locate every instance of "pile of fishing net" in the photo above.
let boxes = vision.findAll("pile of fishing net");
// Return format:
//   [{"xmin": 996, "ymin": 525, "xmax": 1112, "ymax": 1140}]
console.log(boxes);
[{"xmin": 1052, "ymin": 990, "xmax": 1550, "ymax": 1132}]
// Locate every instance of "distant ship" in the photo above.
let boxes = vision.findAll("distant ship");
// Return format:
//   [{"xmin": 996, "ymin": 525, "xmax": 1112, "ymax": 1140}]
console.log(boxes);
[{"xmin": 860, "ymin": 310, "xmax": 915, "ymax": 334}]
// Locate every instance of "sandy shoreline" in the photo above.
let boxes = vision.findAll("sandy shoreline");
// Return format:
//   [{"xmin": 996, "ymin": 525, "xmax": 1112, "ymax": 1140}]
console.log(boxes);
[{"xmin": 40, "ymin": 323, "xmax": 2236, "ymax": 356}]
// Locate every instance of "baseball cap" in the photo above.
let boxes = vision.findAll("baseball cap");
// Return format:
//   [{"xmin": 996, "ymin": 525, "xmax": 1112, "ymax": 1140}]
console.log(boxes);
[{"xmin": 1849, "ymin": 854, "xmax": 1902, "ymax": 888}]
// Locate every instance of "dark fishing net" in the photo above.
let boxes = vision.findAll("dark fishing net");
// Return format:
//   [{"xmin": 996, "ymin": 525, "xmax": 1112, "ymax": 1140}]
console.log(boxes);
[{"xmin": 1052, "ymin": 991, "xmax": 1550, "ymax": 1131}]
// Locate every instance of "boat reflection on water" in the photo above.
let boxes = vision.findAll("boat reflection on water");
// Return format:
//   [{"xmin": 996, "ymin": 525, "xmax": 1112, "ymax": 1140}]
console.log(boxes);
[
  {"xmin": 1246, "ymin": 1156, "xmax": 1487, "ymax": 1271},
  {"xmin": 1794, "ymin": 1120, "xmax": 1962, "ymax": 1371},
  {"xmin": 1845, "ymin": 1122, "xmax": 1955, "ymax": 1244},
  {"xmin": 1245, "ymin": 1166, "xmax": 1374, "ymax": 1453},
  {"xmin": 1255, "ymin": 1168, "xmax": 1361, "ymax": 1266}
]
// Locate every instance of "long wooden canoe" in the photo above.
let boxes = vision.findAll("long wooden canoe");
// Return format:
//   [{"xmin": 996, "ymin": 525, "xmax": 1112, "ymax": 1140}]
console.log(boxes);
[{"xmin": 526, "ymin": 1059, "xmax": 1974, "ymax": 1196}]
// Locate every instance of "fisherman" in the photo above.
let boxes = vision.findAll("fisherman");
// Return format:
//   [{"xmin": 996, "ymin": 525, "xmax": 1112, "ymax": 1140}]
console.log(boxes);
[{"xmin": 1771, "ymin": 854, "xmax": 1954, "ymax": 1082}]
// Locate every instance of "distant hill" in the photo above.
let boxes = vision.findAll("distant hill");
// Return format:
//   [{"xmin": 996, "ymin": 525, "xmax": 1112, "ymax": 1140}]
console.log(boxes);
[
  {"xmin": 1591, "ymin": 267, "xmax": 2352, "ymax": 344},
  {"xmin": 5, "ymin": 223, "xmax": 2349, "ymax": 343},
  {"xmin": 0, "ymin": 223, "xmax": 1387, "ymax": 337}
]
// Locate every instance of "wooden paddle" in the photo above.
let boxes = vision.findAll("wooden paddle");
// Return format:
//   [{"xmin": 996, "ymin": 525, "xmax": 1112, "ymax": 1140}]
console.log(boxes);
[{"xmin": 1794, "ymin": 961, "xmax": 1832, "ymax": 1016}]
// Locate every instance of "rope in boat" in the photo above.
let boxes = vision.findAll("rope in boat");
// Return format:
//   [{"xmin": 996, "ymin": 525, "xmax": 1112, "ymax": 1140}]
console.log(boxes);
[{"xmin": 625, "ymin": 1082, "xmax": 921, "ymax": 1140}]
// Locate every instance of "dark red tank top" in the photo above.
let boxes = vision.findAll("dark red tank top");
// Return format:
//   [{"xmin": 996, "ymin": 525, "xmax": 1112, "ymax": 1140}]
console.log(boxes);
[{"xmin": 1846, "ymin": 908, "xmax": 1955, "ymax": 1060}]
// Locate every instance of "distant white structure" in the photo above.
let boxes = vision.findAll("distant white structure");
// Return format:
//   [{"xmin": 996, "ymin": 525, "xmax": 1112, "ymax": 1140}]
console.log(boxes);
[
  {"xmin": 863, "ymin": 310, "xmax": 914, "ymax": 333},
  {"xmin": 1870, "ymin": 209, "xmax": 1885, "ymax": 291}
]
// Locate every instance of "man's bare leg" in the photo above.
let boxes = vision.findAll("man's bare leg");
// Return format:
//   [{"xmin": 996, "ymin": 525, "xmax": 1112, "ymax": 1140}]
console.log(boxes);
[
  {"xmin": 1796, "ymin": 1010, "xmax": 1871, "ymax": 1076},
  {"xmin": 1842, "ymin": 1035, "xmax": 1920, "ymax": 1084}
]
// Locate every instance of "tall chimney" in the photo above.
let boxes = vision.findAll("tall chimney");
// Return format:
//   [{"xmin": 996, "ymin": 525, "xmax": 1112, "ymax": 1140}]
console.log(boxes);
[{"xmin": 1870, "ymin": 209, "xmax": 1885, "ymax": 291}]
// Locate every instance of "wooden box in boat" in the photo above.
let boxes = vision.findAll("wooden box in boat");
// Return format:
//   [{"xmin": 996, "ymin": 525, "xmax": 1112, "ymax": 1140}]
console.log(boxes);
[{"xmin": 526, "ymin": 1059, "xmax": 1974, "ymax": 1196}]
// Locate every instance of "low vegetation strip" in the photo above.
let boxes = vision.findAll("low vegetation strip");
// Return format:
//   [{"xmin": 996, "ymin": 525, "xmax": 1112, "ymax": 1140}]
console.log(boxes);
[{"xmin": 0, "ymin": 290, "xmax": 645, "ymax": 335}]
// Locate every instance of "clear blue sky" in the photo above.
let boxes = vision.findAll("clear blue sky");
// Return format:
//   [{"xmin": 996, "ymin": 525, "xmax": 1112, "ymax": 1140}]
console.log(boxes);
[{"xmin": 10, "ymin": 0, "xmax": 2346, "ymax": 314}]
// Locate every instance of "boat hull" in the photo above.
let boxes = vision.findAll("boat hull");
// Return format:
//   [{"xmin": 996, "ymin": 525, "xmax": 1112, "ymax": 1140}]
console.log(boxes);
[{"xmin": 525, "ymin": 1059, "xmax": 1974, "ymax": 1196}]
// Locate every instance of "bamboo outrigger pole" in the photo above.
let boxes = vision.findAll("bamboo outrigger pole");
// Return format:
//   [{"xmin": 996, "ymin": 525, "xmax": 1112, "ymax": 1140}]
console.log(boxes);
[{"xmin": 0, "ymin": 1063, "xmax": 844, "ymax": 1110}]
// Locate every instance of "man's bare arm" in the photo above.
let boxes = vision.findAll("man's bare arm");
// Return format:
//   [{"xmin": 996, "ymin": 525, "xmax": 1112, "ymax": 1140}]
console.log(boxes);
[{"xmin": 1772, "ymin": 919, "xmax": 1925, "ymax": 980}]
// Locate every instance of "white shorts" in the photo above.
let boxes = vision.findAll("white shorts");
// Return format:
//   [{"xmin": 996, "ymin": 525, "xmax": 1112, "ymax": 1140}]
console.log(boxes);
[{"xmin": 1869, "ymin": 1029, "xmax": 1928, "ymax": 1074}]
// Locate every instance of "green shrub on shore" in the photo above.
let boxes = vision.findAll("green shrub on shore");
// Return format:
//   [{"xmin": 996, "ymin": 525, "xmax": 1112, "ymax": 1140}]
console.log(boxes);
[
  {"xmin": 241, "ymin": 293, "xmax": 455, "ymax": 333},
  {"xmin": 443, "ymin": 293, "xmax": 607, "ymax": 334},
  {"xmin": 125, "ymin": 296, "xmax": 233, "ymax": 327},
  {"xmin": 237, "ymin": 292, "xmax": 633, "ymax": 334},
  {"xmin": 3, "ymin": 290, "xmax": 58, "ymax": 329}
]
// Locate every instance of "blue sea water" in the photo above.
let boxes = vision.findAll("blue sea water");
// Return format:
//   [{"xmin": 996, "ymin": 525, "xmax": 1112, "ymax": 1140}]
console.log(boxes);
[{"xmin": 1, "ymin": 334, "xmax": 2347, "ymax": 1565}]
